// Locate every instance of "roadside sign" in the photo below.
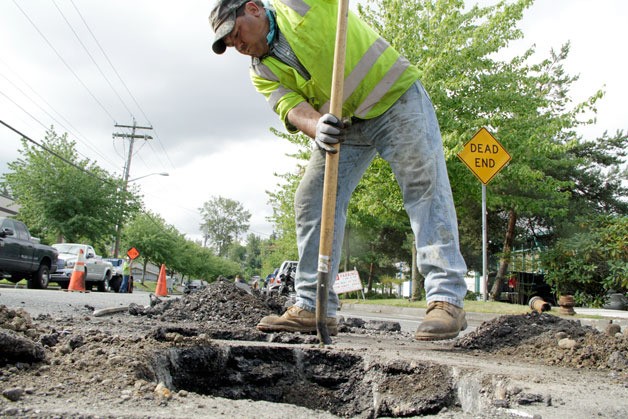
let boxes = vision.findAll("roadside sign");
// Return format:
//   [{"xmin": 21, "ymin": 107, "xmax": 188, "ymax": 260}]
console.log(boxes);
[
  {"xmin": 126, "ymin": 247, "xmax": 140, "ymax": 260},
  {"xmin": 334, "ymin": 270, "xmax": 363, "ymax": 294},
  {"xmin": 457, "ymin": 127, "xmax": 511, "ymax": 184}
]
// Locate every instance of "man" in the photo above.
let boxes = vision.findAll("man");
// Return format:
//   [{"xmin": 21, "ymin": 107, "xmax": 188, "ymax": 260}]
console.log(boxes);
[
  {"xmin": 119, "ymin": 256, "xmax": 132, "ymax": 293},
  {"xmin": 210, "ymin": 0, "xmax": 469, "ymax": 340}
]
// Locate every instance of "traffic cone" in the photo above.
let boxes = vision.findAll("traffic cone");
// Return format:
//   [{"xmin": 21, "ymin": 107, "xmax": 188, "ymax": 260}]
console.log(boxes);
[
  {"xmin": 155, "ymin": 264, "xmax": 168, "ymax": 297},
  {"xmin": 67, "ymin": 248, "xmax": 88, "ymax": 292}
]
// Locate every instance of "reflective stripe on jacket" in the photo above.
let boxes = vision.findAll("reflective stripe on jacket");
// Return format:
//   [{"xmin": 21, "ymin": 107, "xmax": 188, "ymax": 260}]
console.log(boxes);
[{"xmin": 250, "ymin": 0, "xmax": 420, "ymax": 132}]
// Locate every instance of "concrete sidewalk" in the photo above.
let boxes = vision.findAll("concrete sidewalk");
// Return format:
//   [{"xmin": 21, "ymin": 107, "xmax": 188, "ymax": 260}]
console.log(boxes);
[{"xmin": 341, "ymin": 302, "xmax": 628, "ymax": 331}]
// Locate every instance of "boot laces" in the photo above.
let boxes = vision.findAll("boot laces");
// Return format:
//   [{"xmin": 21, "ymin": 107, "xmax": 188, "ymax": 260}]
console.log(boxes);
[{"xmin": 427, "ymin": 301, "xmax": 455, "ymax": 316}]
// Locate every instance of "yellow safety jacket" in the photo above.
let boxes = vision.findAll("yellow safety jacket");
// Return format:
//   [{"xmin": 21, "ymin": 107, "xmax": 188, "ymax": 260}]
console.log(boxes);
[{"xmin": 251, "ymin": 0, "xmax": 420, "ymax": 132}]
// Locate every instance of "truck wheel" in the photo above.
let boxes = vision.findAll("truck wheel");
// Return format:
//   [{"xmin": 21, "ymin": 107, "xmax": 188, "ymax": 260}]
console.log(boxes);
[
  {"xmin": 97, "ymin": 272, "xmax": 111, "ymax": 292},
  {"xmin": 28, "ymin": 264, "xmax": 50, "ymax": 289},
  {"xmin": 110, "ymin": 276, "xmax": 122, "ymax": 293}
]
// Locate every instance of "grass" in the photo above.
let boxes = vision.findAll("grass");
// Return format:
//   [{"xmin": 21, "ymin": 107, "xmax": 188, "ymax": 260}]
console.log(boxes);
[
  {"xmin": 339, "ymin": 297, "xmax": 606, "ymax": 318},
  {"xmin": 133, "ymin": 280, "xmax": 156, "ymax": 293},
  {"xmin": 0, "ymin": 279, "xmax": 27, "ymax": 287}
]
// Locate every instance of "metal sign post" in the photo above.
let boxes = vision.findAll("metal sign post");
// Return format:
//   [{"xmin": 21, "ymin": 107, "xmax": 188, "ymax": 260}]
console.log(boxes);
[{"xmin": 458, "ymin": 127, "xmax": 511, "ymax": 301}]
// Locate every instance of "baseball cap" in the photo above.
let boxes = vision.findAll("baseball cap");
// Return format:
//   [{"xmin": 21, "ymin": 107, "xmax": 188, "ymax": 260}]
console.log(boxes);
[{"xmin": 209, "ymin": 0, "xmax": 250, "ymax": 54}]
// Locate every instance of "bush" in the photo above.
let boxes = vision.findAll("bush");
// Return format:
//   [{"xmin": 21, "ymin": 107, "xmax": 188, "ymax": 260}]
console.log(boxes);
[
  {"xmin": 541, "ymin": 215, "xmax": 627, "ymax": 306},
  {"xmin": 465, "ymin": 290, "xmax": 481, "ymax": 301},
  {"xmin": 364, "ymin": 290, "xmax": 399, "ymax": 300}
]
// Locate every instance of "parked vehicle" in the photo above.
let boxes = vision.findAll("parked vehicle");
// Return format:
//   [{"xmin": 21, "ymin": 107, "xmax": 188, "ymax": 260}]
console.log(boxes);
[
  {"xmin": 51, "ymin": 243, "xmax": 113, "ymax": 292},
  {"xmin": 267, "ymin": 260, "xmax": 297, "ymax": 296},
  {"xmin": 104, "ymin": 258, "xmax": 125, "ymax": 292},
  {"xmin": 183, "ymin": 279, "xmax": 206, "ymax": 294},
  {"xmin": 0, "ymin": 217, "xmax": 58, "ymax": 289}
]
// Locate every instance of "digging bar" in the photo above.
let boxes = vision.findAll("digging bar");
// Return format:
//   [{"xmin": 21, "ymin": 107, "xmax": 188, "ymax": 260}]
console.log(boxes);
[{"xmin": 316, "ymin": 0, "xmax": 350, "ymax": 346}]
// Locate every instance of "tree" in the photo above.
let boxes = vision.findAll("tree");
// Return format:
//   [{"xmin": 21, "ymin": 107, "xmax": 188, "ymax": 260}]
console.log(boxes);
[
  {"xmin": 1, "ymin": 127, "xmax": 141, "ymax": 249},
  {"xmin": 199, "ymin": 196, "xmax": 251, "ymax": 257},
  {"xmin": 541, "ymin": 215, "xmax": 627, "ymax": 306},
  {"xmin": 244, "ymin": 233, "xmax": 263, "ymax": 277},
  {"xmin": 123, "ymin": 212, "xmax": 178, "ymax": 284},
  {"xmin": 173, "ymin": 237, "xmax": 240, "ymax": 282},
  {"xmin": 359, "ymin": 1, "xmax": 625, "ymax": 298}
]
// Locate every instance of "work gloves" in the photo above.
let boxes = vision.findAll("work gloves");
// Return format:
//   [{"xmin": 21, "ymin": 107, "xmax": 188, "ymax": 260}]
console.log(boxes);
[{"xmin": 315, "ymin": 113, "xmax": 346, "ymax": 154}]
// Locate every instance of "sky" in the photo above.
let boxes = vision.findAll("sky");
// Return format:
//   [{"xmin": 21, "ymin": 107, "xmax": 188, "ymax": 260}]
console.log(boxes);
[{"xmin": 1, "ymin": 0, "xmax": 627, "ymax": 245}]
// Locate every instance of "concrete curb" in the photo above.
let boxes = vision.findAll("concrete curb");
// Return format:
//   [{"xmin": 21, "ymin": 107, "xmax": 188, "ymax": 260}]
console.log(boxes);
[{"xmin": 340, "ymin": 303, "xmax": 628, "ymax": 329}]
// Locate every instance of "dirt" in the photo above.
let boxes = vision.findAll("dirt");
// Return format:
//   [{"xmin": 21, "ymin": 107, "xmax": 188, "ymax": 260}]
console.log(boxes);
[{"xmin": 1, "ymin": 281, "xmax": 627, "ymax": 418}]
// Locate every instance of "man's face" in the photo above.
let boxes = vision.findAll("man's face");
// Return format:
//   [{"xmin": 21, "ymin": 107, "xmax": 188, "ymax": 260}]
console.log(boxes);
[{"xmin": 223, "ymin": 2, "xmax": 269, "ymax": 58}]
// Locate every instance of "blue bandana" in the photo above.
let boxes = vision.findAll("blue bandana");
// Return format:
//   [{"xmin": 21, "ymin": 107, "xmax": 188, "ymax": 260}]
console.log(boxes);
[{"xmin": 266, "ymin": 8, "xmax": 276, "ymax": 45}]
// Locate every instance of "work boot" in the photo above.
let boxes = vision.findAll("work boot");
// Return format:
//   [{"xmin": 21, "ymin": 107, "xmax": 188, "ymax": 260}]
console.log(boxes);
[
  {"xmin": 415, "ymin": 301, "xmax": 467, "ymax": 341},
  {"xmin": 257, "ymin": 306, "xmax": 338, "ymax": 335}
]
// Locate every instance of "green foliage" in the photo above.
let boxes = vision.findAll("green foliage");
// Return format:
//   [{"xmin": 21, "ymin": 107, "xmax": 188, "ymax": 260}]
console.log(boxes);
[
  {"xmin": 199, "ymin": 196, "xmax": 251, "ymax": 257},
  {"xmin": 124, "ymin": 211, "xmax": 240, "ymax": 282},
  {"xmin": 465, "ymin": 290, "xmax": 481, "ymax": 301},
  {"xmin": 123, "ymin": 212, "xmax": 177, "ymax": 271},
  {"xmin": 243, "ymin": 233, "xmax": 263, "ymax": 277},
  {"xmin": 541, "ymin": 215, "xmax": 628, "ymax": 306},
  {"xmin": 1, "ymin": 127, "xmax": 141, "ymax": 248},
  {"xmin": 364, "ymin": 290, "xmax": 400, "ymax": 300}
]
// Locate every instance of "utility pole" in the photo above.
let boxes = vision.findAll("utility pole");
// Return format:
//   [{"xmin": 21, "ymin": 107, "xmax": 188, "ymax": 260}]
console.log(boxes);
[{"xmin": 112, "ymin": 119, "xmax": 153, "ymax": 258}]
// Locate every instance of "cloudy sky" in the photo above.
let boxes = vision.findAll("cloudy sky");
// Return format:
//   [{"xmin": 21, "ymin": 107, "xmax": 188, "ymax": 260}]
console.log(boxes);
[{"xmin": 1, "ymin": 0, "xmax": 626, "ymax": 244}]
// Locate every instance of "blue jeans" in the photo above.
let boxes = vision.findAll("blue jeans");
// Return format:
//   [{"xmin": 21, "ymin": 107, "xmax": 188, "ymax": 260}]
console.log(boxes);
[
  {"xmin": 120, "ymin": 275, "xmax": 130, "ymax": 293},
  {"xmin": 294, "ymin": 81, "xmax": 468, "ymax": 316}
]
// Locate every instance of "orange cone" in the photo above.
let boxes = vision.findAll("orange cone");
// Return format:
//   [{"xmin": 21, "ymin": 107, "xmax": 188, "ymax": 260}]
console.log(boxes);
[
  {"xmin": 155, "ymin": 264, "xmax": 168, "ymax": 297},
  {"xmin": 67, "ymin": 248, "xmax": 88, "ymax": 292}
]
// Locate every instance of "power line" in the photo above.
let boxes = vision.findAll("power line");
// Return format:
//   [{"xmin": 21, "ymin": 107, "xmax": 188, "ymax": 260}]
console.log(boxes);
[
  {"xmin": 52, "ymin": 0, "xmax": 134, "ymax": 118},
  {"xmin": 0, "ymin": 70, "xmax": 119, "ymax": 170},
  {"xmin": 12, "ymin": 0, "xmax": 118, "ymax": 123},
  {"xmin": 0, "ymin": 120, "xmax": 116, "ymax": 187},
  {"xmin": 70, "ymin": 0, "xmax": 175, "ymax": 170}
]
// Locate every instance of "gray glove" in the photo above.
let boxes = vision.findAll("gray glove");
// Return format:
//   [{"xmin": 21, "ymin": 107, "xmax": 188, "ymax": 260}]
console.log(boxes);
[{"xmin": 314, "ymin": 113, "xmax": 346, "ymax": 154}]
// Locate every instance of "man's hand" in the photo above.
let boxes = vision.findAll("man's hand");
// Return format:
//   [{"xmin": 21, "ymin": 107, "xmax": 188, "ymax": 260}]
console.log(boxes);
[{"xmin": 315, "ymin": 113, "xmax": 345, "ymax": 154}]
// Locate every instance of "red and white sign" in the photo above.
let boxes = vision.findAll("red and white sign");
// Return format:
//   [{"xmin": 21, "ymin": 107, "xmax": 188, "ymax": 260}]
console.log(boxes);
[{"xmin": 334, "ymin": 270, "xmax": 363, "ymax": 294}]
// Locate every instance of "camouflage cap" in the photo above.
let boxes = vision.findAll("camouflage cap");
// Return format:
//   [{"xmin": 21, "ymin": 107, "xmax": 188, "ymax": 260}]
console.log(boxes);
[{"xmin": 209, "ymin": 0, "xmax": 250, "ymax": 54}]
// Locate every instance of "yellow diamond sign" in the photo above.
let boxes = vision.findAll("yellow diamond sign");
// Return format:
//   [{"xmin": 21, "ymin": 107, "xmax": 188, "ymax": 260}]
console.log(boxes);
[{"xmin": 458, "ymin": 127, "xmax": 511, "ymax": 184}]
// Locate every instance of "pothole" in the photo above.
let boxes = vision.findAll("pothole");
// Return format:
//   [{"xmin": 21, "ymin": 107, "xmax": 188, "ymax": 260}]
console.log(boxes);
[{"xmin": 140, "ymin": 343, "xmax": 456, "ymax": 417}]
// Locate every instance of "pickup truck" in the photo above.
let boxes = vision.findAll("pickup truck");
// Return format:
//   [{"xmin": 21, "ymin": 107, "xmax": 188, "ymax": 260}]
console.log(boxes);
[
  {"xmin": 50, "ymin": 243, "xmax": 114, "ymax": 292},
  {"xmin": 0, "ymin": 217, "xmax": 58, "ymax": 289}
]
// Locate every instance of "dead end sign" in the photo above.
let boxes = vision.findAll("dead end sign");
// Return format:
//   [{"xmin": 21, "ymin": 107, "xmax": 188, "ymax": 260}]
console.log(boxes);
[{"xmin": 457, "ymin": 127, "xmax": 511, "ymax": 184}]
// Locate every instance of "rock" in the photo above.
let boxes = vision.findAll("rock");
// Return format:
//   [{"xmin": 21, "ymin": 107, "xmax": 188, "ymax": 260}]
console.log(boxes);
[
  {"xmin": 2, "ymin": 407, "xmax": 20, "ymax": 416},
  {"xmin": 364, "ymin": 320, "xmax": 401, "ymax": 332},
  {"xmin": 68, "ymin": 335, "xmax": 85, "ymax": 349},
  {"xmin": 340, "ymin": 317, "xmax": 366, "ymax": 328},
  {"xmin": 40, "ymin": 333, "xmax": 60, "ymax": 347},
  {"xmin": 555, "ymin": 331, "xmax": 568, "ymax": 340},
  {"xmin": 0, "ymin": 330, "xmax": 46, "ymax": 365},
  {"xmin": 605, "ymin": 323, "xmax": 621, "ymax": 336},
  {"xmin": 516, "ymin": 392, "xmax": 544, "ymax": 405},
  {"xmin": 492, "ymin": 399, "xmax": 509, "ymax": 408},
  {"xmin": 558, "ymin": 338, "xmax": 577, "ymax": 350},
  {"xmin": 606, "ymin": 351, "xmax": 628, "ymax": 371},
  {"xmin": 154, "ymin": 382, "xmax": 172, "ymax": 399},
  {"xmin": 2, "ymin": 387, "xmax": 25, "ymax": 402}
]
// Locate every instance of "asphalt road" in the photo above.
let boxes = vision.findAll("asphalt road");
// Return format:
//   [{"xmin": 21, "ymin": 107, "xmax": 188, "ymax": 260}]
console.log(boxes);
[{"xmin": 0, "ymin": 285, "xmax": 154, "ymax": 317}]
